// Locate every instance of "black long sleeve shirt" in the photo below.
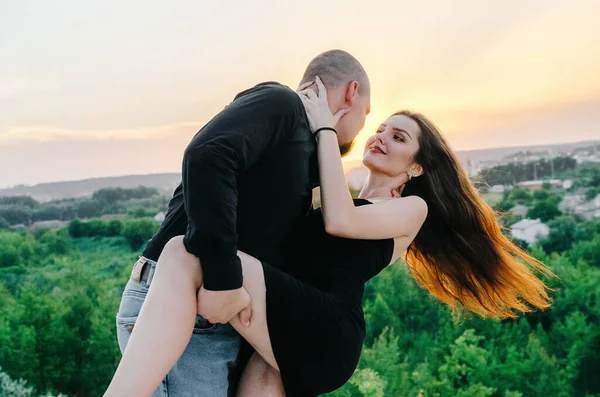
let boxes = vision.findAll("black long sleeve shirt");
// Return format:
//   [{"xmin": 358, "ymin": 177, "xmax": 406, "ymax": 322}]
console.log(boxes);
[{"xmin": 142, "ymin": 82, "xmax": 317, "ymax": 291}]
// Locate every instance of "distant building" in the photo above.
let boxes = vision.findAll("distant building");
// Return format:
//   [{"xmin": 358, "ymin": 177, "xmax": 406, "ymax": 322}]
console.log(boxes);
[
  {"xmin": 571, "ymin": 187, "xmax": 592, "ymax": 198},
  {"xmin": 559, "ymin": 194, "xmax": 585, "ymax": 213},
  {"xmin": 574, "ymin": 194, "xmax": 600, "ymax": 220},
  {"xmin": 510, "ymin": 218, "xmax": 550, "ymax": 244},
  {"xmin": 517, "ymin": 179, "xmax": 563, "ymax": 191},
  {"xmin": 509, "ymin": 205, "xmax": 529, "ymax": 217},
  {"xmin": 562, "ymin": 179, "xmax": 574, "ymax": 189},
  {"xmin": 29, "ymin": 220, "xmax": 67, "ymax": 231},
  {"xmin": 488, "ymin": 185, "xmax": 506, "ymax": 193},
  {"xmin": 574, "ymin": 155, "xmax": 600, "ymax": 164},
  {"xmin": 154, "ymin": 212, "xmax": 166, "ymax": 222}
]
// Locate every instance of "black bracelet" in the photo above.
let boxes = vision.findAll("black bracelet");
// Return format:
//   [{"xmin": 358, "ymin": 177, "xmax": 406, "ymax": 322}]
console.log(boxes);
[{"xmin": 313, "ymin": 127, "xmax": 337, "ymax": 137}]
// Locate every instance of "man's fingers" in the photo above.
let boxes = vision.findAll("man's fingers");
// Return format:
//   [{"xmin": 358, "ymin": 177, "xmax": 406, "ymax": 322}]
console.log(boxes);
[{"xmin": 238, "ymin": 305, "xmax": 252, "ymax": 327}]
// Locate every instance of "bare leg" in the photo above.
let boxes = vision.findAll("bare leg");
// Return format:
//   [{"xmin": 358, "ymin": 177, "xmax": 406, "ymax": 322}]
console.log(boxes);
[
  {"xmin": 104, "ymin": 236, "xmax": 279, "ymax": 397},
  {"xmin": 236, "ymin": 352, "xmax": 285, "ymax": 397},
  {"xmin": 104, "ymin": 237, "xmax": 202, "ymax": 396}
]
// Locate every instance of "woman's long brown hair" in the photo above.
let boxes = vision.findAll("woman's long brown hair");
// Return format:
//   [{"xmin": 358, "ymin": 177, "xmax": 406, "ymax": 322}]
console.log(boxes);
[{"xmin": 395, "ymin": 110, "xmax": 558, "ymax": 320}]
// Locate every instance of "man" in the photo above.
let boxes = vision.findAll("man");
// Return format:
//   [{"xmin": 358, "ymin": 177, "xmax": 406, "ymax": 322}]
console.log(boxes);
[{"xmin": 115, "ymin": 49, "xmax": 371, "ymax": 396}]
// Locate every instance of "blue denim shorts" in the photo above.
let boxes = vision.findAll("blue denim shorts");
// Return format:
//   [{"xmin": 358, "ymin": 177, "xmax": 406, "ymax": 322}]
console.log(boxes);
[{"xmin": 115, "ymin": 257, "xmax": 242, "ymax": 397}]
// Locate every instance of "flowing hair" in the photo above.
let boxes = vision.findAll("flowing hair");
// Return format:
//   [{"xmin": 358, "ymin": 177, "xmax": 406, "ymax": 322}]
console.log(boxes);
[{"xmin": 394, "ymin": 110, "xmax": 558, "ymax": 320}]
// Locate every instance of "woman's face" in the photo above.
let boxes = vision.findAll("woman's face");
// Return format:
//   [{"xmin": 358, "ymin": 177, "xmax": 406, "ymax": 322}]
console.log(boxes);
[{"xmin": 362, "ymin": 115, "xmax": 422, "ymax": 177}]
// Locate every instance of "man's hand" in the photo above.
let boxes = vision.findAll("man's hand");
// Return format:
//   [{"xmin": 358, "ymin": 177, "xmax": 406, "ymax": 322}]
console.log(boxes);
[{"xmin": 197, "ymin": 286, "xmax": 252, "ymax": 327}]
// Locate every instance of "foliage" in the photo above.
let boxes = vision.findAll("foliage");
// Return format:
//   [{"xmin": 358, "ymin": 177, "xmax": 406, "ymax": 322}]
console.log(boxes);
[
  {"xmin": 0, "ymin": 186, "xmax": 599, "ymax": 396},
  {"xmin": 478, "ymin": 157, "xmax": 576, "ymax": 186}
]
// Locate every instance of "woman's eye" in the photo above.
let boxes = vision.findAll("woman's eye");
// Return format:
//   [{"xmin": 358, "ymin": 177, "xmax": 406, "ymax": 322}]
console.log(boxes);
[{"xmin": 394, "ymin": 135, "xmax": 405, "ymax": 142}]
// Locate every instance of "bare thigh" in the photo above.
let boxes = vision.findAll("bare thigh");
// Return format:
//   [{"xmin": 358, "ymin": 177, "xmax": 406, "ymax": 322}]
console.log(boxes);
[
  {"xmin": 230, "ymin": 251, "xmax": 279, "ymax": 371},
  {"xmin": 154, "ymin": 237, "xmax": 279, "ymax": 371}
]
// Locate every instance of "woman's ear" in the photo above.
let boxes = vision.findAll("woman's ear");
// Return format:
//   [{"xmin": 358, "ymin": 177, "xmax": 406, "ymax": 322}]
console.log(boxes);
[{"xmin": 411, "ymin": 164, "xmax": 424, "ymax": 177}]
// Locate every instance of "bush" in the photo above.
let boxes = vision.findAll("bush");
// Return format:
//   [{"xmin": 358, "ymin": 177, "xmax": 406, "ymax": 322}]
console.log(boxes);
[
  {"xmin": 106, "ymin": 218, "xmax": 123, "ymax": 236},
  {"xmin": 39, "ymin": 231, "xmax": 70, "ymax": 255},
  {"xmin": 121, "ymin": 218, "xmax": 159, "ymax": 250},
  {"xmin": 127, "ymin": 206, "xmax": 159, "ymax": 218},
  {"xmin": 0, "ymin": 245, "xmax": 20, "ymax": 268},
  {"xmin": 68, "ymin": 218, "xmax": 115, "ymax": 238}
]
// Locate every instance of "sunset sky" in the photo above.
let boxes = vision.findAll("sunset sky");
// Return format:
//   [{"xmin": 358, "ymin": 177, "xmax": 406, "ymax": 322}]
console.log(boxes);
[{"xmin": 1, "ymin": 0, "xmax": 599, "ymax": 188}]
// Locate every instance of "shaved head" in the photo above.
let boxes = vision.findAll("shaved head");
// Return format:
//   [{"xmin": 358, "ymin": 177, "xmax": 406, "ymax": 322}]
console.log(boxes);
[{"xmin": 300, "ymin": 49, "xmax": 370, "ymax": 95}]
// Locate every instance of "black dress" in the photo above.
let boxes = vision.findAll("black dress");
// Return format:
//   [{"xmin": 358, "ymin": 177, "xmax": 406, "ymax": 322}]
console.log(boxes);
[{"xmin": 261, "ymin": 199, "xmax": 394, "ymax": 396}]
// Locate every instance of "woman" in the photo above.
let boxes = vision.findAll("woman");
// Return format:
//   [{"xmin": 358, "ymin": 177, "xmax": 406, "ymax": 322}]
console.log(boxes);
[{"xmin": 104, "ymin": 77, "xmax": 556, "ymax": 396}]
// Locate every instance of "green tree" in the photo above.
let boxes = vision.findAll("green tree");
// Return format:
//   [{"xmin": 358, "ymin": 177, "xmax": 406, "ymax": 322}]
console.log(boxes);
[
  {"xmin": 0, "ymin": 196, "xmax": 38, "ymax": 208},
  {"xmin": 0, "ymin": 216, "xmax": 9, "ymax": 230},
  {"xmin": 510, "ymin": 187, "xmax": 533, "ymax": 204},
  {"xmin": 31, "ymin": 205, "xmax": 62, "ymax": 222},
  {"xmin": 569, "ymin": 235, "xmax": 600, "ymax": 267},
  {"xmin": 539, "ymin": 216, "xmax": 578, "ymax": 253},
  {"xmin": 76, "ymin": 199, "xmax": 103, "ymax": 219},
  {"xmin": 533, "ymin": 189, "xmax": 551, "ymax": 200},
  {"xmin": 0, "ymin": 205, "xmax": 32, "ymax": 226},
  {"xmin": 585, "ymin": 187, "xmax": 600, "ymax": 201},
  {"xmin": 527, "ymin": 198, "xmax": 561, "ymax": 222}
]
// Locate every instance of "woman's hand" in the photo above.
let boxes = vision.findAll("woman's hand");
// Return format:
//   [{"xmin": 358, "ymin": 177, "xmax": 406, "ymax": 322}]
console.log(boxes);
[
  {"xmin": 391, "ymin": 172, "xmax": 413, "ymax": 198},
  {"xmin": 297, "ymin": 76, "xmax": 348, "ymax": 133}
]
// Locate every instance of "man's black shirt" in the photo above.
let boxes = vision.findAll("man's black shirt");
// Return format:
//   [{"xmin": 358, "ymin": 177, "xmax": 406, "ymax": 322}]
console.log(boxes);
[{"xmin": 142, "ymin": 82, "xmax": 317, "ymax": 291}]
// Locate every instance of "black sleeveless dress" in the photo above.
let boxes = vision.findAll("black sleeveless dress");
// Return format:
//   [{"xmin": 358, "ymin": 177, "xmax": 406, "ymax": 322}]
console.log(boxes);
[{"xmin": 261, "ymin": 198, "xmax": 394, "ymax": 396}]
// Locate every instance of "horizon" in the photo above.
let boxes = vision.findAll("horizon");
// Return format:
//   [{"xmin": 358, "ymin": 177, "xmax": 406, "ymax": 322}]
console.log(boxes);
[
  {"xmin": 1, "ymin": 1, "xmax": 599, "ymax": 188},
  {"xmin": 1, "ymin": 138, "xmax": 597, "ymax": 190}
]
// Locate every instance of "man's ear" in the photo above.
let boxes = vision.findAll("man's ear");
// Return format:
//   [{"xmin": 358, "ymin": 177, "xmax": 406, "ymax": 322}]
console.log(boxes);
[{"xmin": 345, "ymin": 81, "xmax": 359, "ymax": 107}]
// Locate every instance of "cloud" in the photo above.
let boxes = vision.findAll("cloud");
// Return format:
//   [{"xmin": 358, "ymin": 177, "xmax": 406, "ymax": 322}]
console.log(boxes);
[
  {"xmin": 0, "ymin": 122, "xmax": 202, "ymax": 145},
  {"xmin": 0, "ymin": 78, "xmax": 42, "ymax": 100}
]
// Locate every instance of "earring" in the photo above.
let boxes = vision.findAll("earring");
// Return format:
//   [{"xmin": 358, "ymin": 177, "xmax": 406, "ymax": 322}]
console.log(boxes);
[{"xmin": 407, "ymin": 172, "xmax": 413, "ymax": 181}]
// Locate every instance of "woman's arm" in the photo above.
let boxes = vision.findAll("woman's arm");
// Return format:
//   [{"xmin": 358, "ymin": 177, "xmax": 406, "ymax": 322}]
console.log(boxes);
[
  {"xmin": 298, "ymin": 78, "xmax": 427, "ymax": 240},
  {"xmin": 316, "ymin": 129, "xmax": 427, "ymax": 240}
]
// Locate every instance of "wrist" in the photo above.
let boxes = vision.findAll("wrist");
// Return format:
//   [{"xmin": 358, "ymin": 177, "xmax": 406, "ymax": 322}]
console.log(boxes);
[{"xmin": 313, "ymin": 126, "xmax": 337, "ymax": 137}]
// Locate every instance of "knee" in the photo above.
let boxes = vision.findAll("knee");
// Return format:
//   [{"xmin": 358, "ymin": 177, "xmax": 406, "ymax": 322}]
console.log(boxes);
[
  {"xmin": 254, "ymin": 358, "xmax": 284, "ymax": 395},
  {"xmin": 261, "ymin": 366, "xmax": 285, "ymax": 396},
  {"xmin": 159, "ymin": 236, "xmax": 199, "ymax": 272}
]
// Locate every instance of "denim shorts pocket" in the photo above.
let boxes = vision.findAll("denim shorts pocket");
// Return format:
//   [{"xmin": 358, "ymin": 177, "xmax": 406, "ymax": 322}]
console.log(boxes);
[
  {"xmin": 116, "ymin": 315, "xmax": 138, "ymax": 334},
  {"xmin": 117, "ymin": 280, "xmax": 148, "ymax": 319},
  {"xmin": 122, "ymin": 280, "xmax": 150, "ymax": 298},
  {"xmin": 193, "ymin": 315, "xmax": 218, "ymax": 334},
  {"xmin": 115, "ymin": 315, "xmax": 139, "ymax": 353}
]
